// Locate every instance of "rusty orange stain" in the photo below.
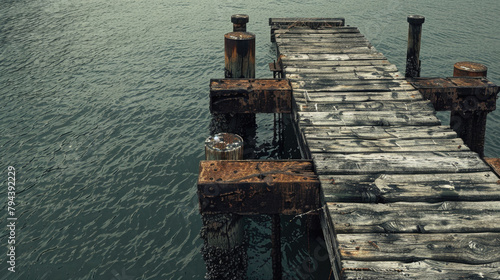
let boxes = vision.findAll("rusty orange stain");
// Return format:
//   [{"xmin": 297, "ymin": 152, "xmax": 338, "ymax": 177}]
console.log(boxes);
[{"xmin": 368, "ymin": 241, "xmax": 380, "ymax": 251}]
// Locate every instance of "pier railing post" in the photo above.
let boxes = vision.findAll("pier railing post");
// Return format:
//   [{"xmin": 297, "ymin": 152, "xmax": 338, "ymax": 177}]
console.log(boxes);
[
  {"xmin": 405, "ymin": 15, "xmax": 425, "ymax": 78},
  {"xmin": 201, "ymin": 133, "xmax": 247, "ymax": 279},
  {"xmin": 451, "ymin": 62, "xmax": 489, "ymax": 157}
]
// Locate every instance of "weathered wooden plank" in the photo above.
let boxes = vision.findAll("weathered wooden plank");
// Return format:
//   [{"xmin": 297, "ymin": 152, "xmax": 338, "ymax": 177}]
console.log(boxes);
[
  {"xmin": 287, "ymin": 72, "xmax": 404, "ymax": 81},
  {"xmin": 313, "ymin": 152, "xmax": 491, "ymax": 175},
  {"xmin": 284, "ymin": 65, "xmax": 398, "ymax": 74},
  {"xmin": 281, "ymin": 60, "xmax": 392, "ymax": 68},
  {"xmin": 299, "ymin": 111, "xmax": 440, "ymax": 127},
  {"xmin": 321, "ymin": 172, "xmax": 500, "ymax": 185},
  {"xmin": 308, "ymin": 138, "xmax": 465, "ymax": 153},
  {"xmin": 276, "ymin": 33, "xmax": 365, "ymax": 39},
  {"xmin": 279, "ymin": 41, "xmax": 373, "ymax": 49},
  {"xmin": 291, "ymin": 78, "xmax": 412, "ymax": 88},
  {"xmin": 342, "ymin": 260, "xmax": 500, "ymax": 280},
  {"xmin": 302, "ymin": 126, "xmax": 457, "ymax": 140},
  {"xmin": 269, "ymin": 17, "xmax": 345, "ymax": 27},
  {"xmin": 277, "ymin": 37, "xmax": 371, "ymax": 45},
  {"xmin": 337, "ymin": 232, "xmax": 500, "ymax": 264},
  {"xmin": 279, "ymin": 46, "xmax": 377, "ymax": 55},
  {"xmin": 293, "ymin": 90, "xmax": 424, "ymax": 102},
  {"xmin": 282, "ymin": 53, "xmax": 386, "ymax": 61},
  {"xmin": 273, "ymin": 27, "xmax": 359, "ymax": 34},
  {"xmin": 328, "ymin": 201, "xmax": 500, "ymax": 233},
  {"xmin": 198, "ymin": 160, "xmax": 319, "ymax": 215},
  {"xmin": 322, "ymin": 181, "xmax": 500, "ymax": 203},
  {"xmin": 292, "ymin": 83, "xmax": 415, "ymax": 93},
  {"xmin": 320, "ymin": 172, "xmax": 500, "ymax": 202},
  {"xmin": 298, "ymin": 101, "xmax": 434, "ymax": 112}
]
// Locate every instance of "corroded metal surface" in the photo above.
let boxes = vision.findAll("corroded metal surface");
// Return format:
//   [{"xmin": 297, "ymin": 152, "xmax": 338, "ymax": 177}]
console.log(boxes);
[
  {"xmin": 484, "ymin": 158, "xmax": 500, "ymax": 178},
  {"xmin": 405, "ymin": 15, "xmax": 425, "ymax": 78},
  {"xmin": 205, "ymin": 133, "xmax": 243, "ymax": 160},
  {"xmin": 231, "ymin": 14, "xmax": 249, "ymax": 32},
  {"xmin": 210, "ymin": 79, "xmax": 292, "ymax": 113},
  {"xmin": 198, "ymin": 160, "xmax": 320, "ymax": 215},
  {"xmin": 454, "ymin": 61, "xmax": 488, "ymax": 77},
  {"xmin": 410, "ymin": 77, "xmax": 499, "ymax": 112},
  {"xmin": 224, "ymin": 31, "xmax": 255, "ymax": 78}
]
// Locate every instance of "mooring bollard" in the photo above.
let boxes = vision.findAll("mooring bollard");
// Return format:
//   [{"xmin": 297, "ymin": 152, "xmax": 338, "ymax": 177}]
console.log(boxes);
[
  {"xmin": 201, "ymin": 133, "xmax": 247, "ymax": 280},
  {"xmin": 225, "ymin": 14, "xmax": 255, "ymax": 78},
  {"xmin": 453, "ymin": 61, "xmax": 488, "ymax": 77},
  {"xmin": 205, "ymin": 133, "xmax": 244, "ymax": 160},
  {"xmin": 405, "ymin": 15, "xmax": 425, "ymax": 78},
  {"xmin": 451, "ymin": 62, "xmax": 489, "ymax": 157},
  {"xmin": 210, "ymin": 14, "xmax": 257, "ymax": 159}
]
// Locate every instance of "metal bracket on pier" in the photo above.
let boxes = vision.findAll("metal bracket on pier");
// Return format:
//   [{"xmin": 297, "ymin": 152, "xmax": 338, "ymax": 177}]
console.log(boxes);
[
  {"xmin": 210, "ymin": 79, "xmax": 293, "ymax": 114},
  {"xmin": 197, "ymin": 160, "xmax": 320, "ymax": 215},
  {"xmin": 269, "ymin": 59, "xmax": 283, "ymax": 79}
]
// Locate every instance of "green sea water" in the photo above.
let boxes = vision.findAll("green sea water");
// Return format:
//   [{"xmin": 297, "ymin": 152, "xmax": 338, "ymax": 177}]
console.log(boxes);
[{"xmin": 1, "ymin": 0, "xmax": 499, "ymax": 279}]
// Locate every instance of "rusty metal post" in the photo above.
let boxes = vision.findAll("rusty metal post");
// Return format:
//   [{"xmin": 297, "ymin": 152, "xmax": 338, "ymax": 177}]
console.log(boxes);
[
  {"xmin": 225, "ymin": 14, "xmax": 255, "ymax": 78},
  {"xmin": 211, "ymin": 14, "xmax": 256, "ymax": 159},
  {"xmin": 205, "ymin": 133, "xmax": 244, "ymax": 160},
  {"xmin": 451, "ymin": 62, "xmax": 489, "ymax": 157},
  {"xmin": 201, "ymin": 133, "xmax": 247, "ymax": 280},
  {"xmin": 454, "ymin": 61, "xmax": 488, "ymax": 77},
  {"xmin": 405, "ymin": 15, "xmax": 425, "ymax": 78}
]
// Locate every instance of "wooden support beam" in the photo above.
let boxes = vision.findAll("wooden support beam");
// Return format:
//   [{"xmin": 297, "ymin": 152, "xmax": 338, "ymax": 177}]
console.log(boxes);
[
  {"xmin": 410, "ymin": 76, "xmax": 499, "ymax": 156},
  {"xmin": 210, "ymin": 79, "xmax": 292, "ymax": 114},
  {"xmin": 197, "ymin": 160, "xmax": 320, "ymax": 215},
  {"xmin": 409, "ymin": 77, "xmax": 499, "ymax": 112}
]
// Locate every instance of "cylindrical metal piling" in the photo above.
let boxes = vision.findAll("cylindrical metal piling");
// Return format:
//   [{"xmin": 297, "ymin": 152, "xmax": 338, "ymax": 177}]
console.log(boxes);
[
  {"xmin": 451, "ymin": 62, "xmax": 489, "ymax": 157},
  {"xmin": 202, "ymin": 133, "xmax": 247, "ymax": 280},
  {"xmin": 453, "ymin": 61, "xmax": 488, "ymax": 77},
  {"xmin": 205, "ymin": 133, "xmax": 244, "ymax": 160},
  {"xmin": 405, "ymin": 15, "xmax": 425, "ymax": 78},
  {"xmin": 225, "ymin": 14, "xmax": 255, "ymax": 78}
]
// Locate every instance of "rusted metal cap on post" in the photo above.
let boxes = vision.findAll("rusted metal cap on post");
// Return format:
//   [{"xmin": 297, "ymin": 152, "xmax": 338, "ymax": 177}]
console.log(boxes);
[
  {"xmin": 232, "ymin": 14, "xmax": 249, "ymax": 32},
  {"xmin": 205, "ymin": 133, "xmax": 244, "ymax": 160},
  {"xmin": 454, "ymin": 61, "xmax": 488, "ymax": 77},
  {"xmin": 407, "ymin": 15, "xmax": 425, "ymax": 25}
]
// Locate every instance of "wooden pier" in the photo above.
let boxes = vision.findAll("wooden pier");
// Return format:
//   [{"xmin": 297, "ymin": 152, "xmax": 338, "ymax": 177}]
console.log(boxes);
[
  {"xmin": 269, "ymin": 18, "xmax": 500, "ymax": 279},
  {"xmin": 198, "ymin": 15, "xmax": 500, "ymax": 279}
]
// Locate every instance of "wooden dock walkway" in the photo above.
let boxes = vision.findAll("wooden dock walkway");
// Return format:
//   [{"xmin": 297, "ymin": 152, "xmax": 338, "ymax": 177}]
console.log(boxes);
[{"xmin": 270, "ymin": 18, "xmax": 500, "ymax": 279}]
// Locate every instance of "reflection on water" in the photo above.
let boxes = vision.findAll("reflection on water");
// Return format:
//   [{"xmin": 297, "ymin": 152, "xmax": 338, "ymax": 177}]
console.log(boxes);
[{"xmin": 1, "ymin": 0, "xmax": 499, "ymax": 278}]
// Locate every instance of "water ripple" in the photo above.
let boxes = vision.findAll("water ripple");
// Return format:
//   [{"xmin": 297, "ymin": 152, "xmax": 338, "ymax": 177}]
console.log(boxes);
[{"xmin": 1, "ymin": 0, "xmax": 499, "ymax": 279}]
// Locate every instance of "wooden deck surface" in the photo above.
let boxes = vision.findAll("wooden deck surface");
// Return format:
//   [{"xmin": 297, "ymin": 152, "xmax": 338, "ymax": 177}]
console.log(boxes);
[{"xmin": 270, "ymin": 18, "xmax": 500, "ymax": 279}]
